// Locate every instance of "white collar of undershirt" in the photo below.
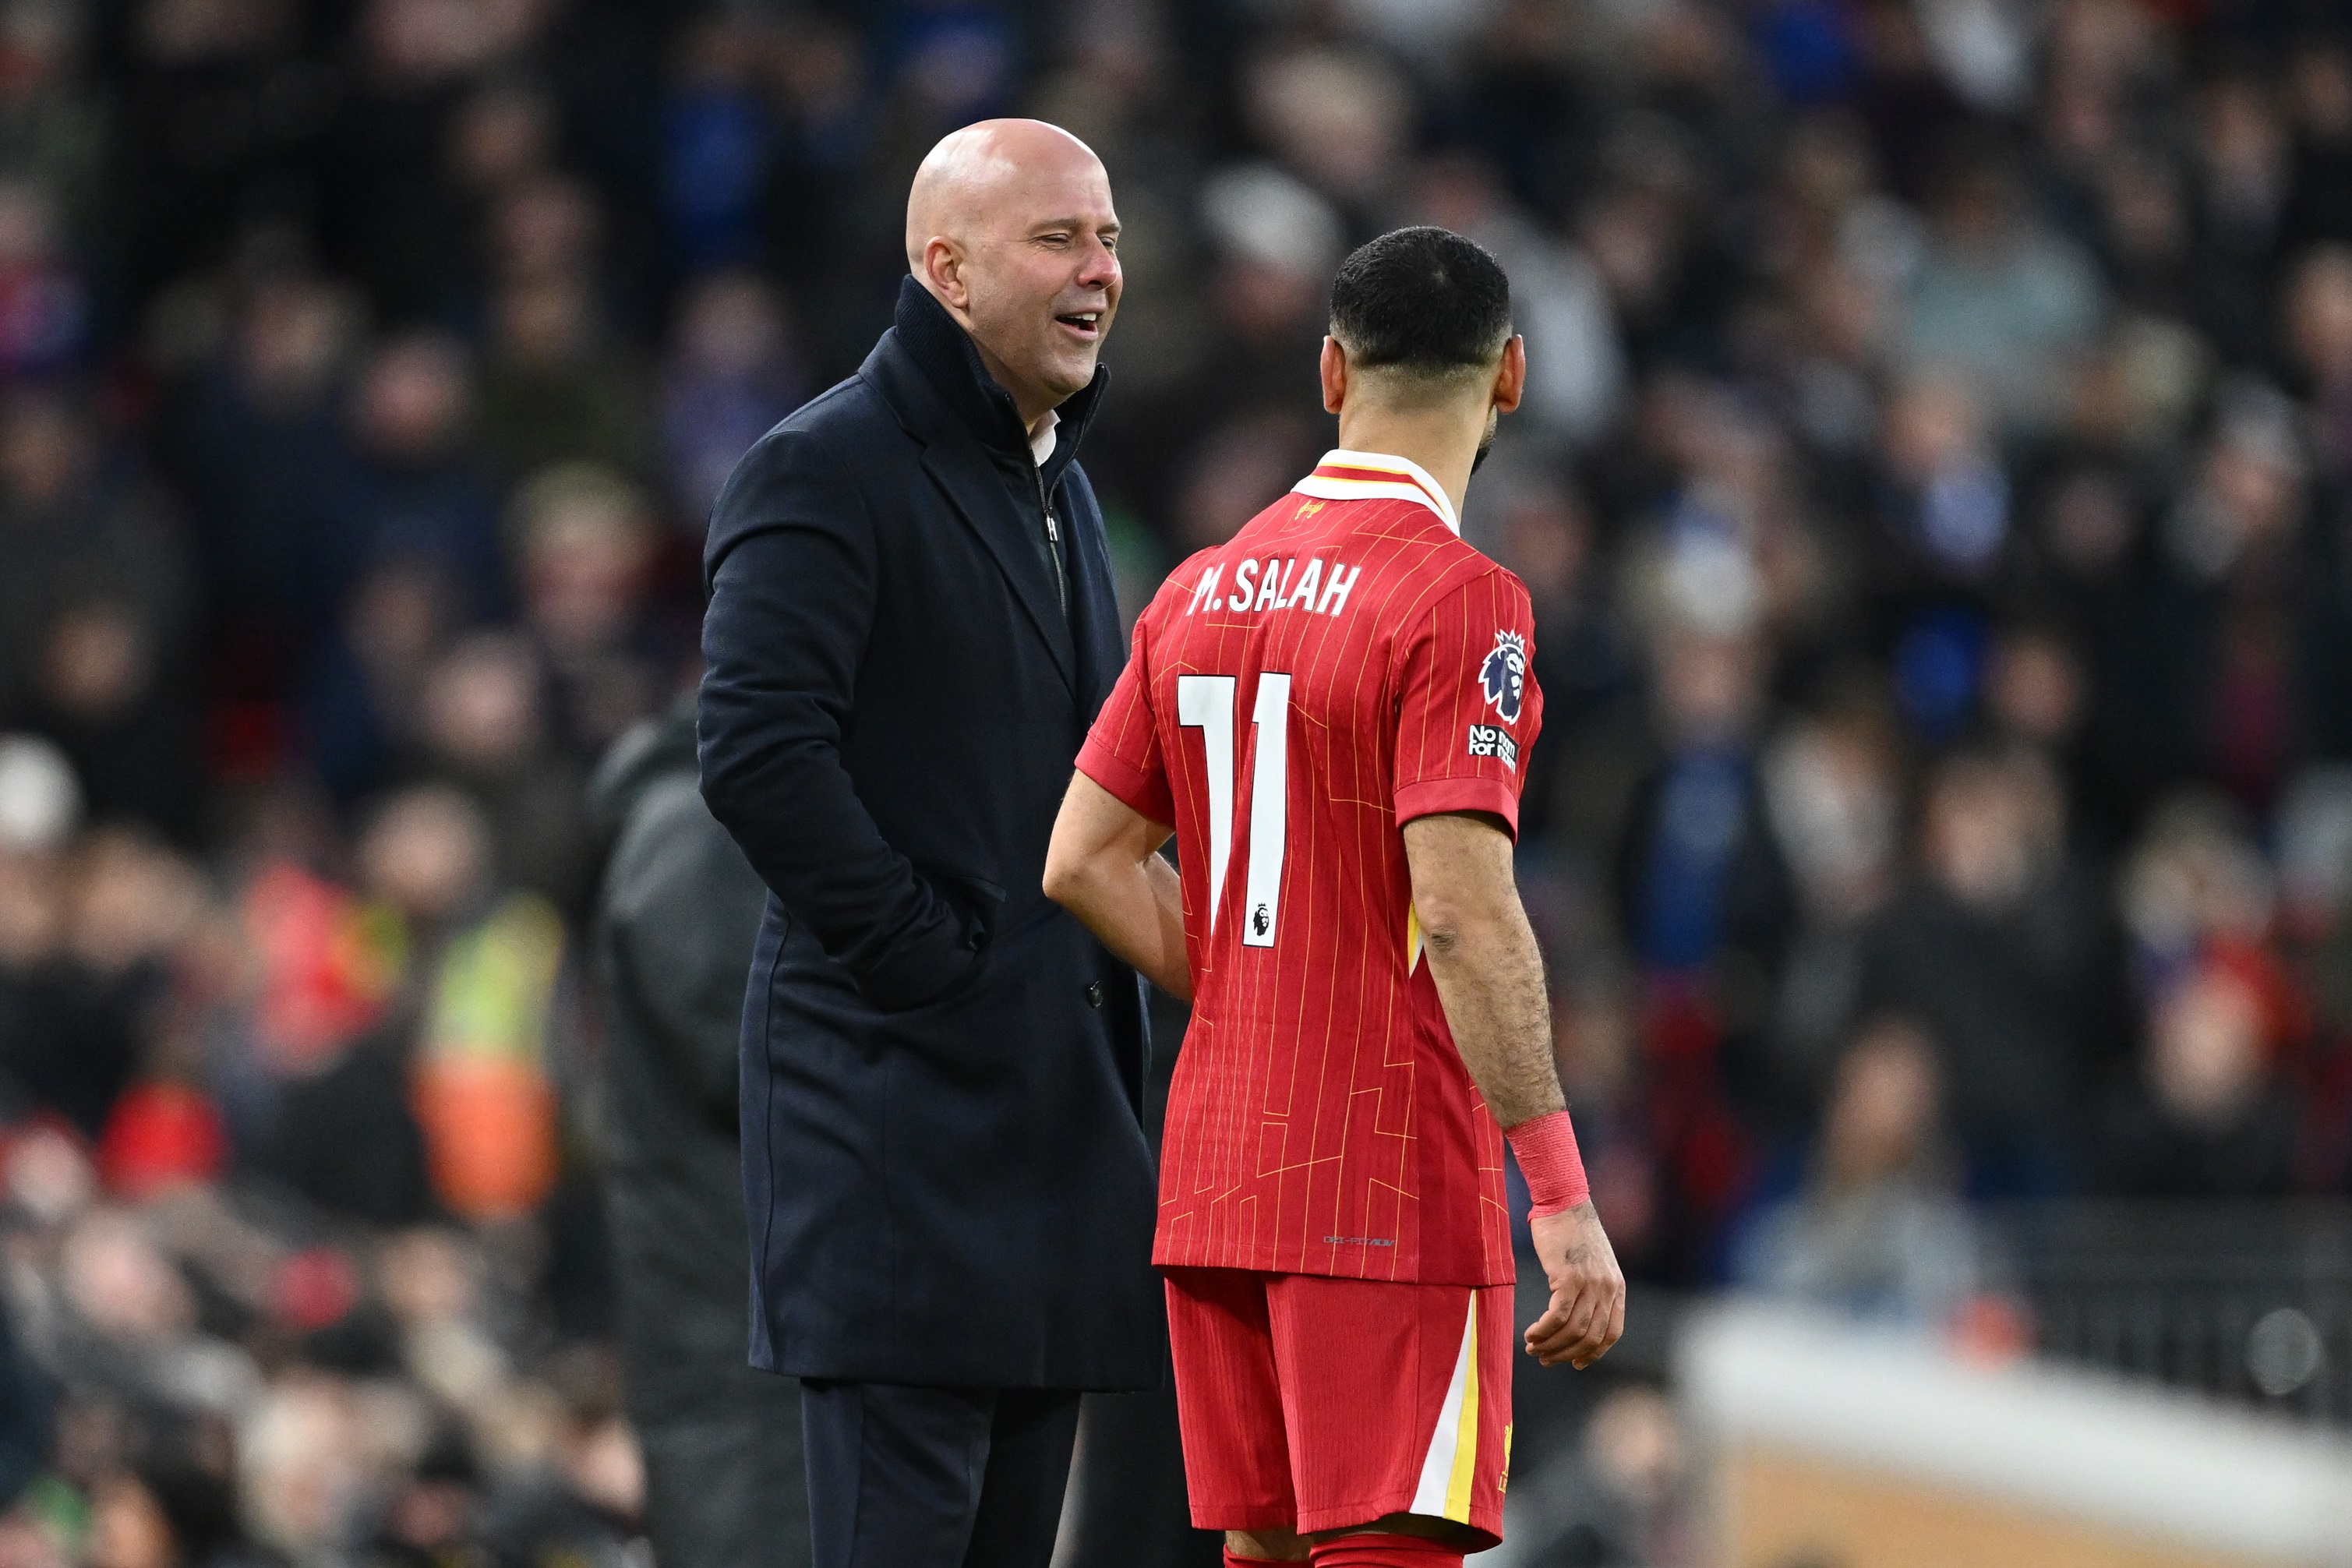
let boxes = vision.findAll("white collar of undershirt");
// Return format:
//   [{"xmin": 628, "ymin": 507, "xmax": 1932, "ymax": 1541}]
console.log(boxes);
[{"xmin": 1029, "ymin": 408, "xmax": 1059, "ymax": 468}]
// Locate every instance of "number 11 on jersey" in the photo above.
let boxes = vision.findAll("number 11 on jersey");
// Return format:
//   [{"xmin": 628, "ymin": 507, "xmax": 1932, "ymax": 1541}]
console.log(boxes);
[{"xmin": 1176, "ymin": 671, "xmax": 1292, "ymax": 948}]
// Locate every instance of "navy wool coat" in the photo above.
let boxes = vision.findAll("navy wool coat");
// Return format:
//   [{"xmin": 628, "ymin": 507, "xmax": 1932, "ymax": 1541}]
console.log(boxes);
[{"xmin": 697, "ymin": 278, "xmax": 1160, "ymax": 1390}]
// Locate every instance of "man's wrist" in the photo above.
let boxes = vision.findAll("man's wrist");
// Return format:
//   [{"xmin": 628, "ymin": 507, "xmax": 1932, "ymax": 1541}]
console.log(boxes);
[{"xmin": 1505, "ymin": 1109, "xmax": 1589, "ymax": 1219}]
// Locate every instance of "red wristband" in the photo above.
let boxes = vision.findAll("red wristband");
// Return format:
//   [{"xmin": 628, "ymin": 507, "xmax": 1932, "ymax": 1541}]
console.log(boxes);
[{"xmin": 1505, "ymin": 1110, "xmax": 1589, "ymax": 1219}]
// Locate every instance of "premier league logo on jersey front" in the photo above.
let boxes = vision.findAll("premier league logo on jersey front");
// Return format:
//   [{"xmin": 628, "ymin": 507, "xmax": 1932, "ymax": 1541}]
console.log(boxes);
[{"xmin": 1480, "ymin": 630, "xmax": 1527, "ymax": 724}]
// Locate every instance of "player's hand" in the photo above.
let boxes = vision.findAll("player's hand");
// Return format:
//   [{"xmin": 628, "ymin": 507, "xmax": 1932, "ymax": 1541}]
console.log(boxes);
[{"xmin": 1524, "ymin": 1201, "xmax": 1624, "ymax": 1369}]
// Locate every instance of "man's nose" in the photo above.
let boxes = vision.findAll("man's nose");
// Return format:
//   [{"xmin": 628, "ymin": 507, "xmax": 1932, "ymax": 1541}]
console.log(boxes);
[{"xmin": 1075, "ymin": 238, "xmax": 1118, "ymax": 291}]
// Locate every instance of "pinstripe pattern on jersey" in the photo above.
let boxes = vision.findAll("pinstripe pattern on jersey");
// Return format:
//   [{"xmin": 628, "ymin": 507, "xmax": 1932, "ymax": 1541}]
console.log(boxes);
[{"xmin": 1075, "ymin": 471, "xmax": 1543, "ymax": 1287}]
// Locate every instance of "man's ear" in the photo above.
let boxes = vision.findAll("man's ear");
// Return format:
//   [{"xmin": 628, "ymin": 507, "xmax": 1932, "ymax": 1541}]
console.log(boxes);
[
  {"xmin": 1492, "ymin": 334, "xmax": 1527, "ymax": 416},
  {"xmin": 1321, "ymin": 336, "xmax": 1347, "ymax": 415},
  {"xmin": 923, "ymin": 237, "xmax": 969, "ymax": 313}
]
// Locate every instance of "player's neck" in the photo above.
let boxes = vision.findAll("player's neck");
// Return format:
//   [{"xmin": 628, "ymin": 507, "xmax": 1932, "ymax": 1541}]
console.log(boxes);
[{"xmin": 1332, "ymin": 407, "xmax": 1484, "ymax": 518}]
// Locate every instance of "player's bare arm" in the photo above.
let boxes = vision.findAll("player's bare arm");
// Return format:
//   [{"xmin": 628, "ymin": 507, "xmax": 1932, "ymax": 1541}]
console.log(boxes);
[
  {"xmin": 1044, "ymin": 772, "xmax": 1192, "ymax": 1001},
  {"xmin": 1402, "ymin": 810, "xmax": 1625, "ymax": 1371}
]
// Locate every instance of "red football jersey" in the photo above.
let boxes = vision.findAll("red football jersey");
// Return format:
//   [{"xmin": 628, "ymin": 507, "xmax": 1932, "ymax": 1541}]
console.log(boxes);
[{"xmin": 1076, "ymin": 450, "xmax": 1543, "ymax": 1286}]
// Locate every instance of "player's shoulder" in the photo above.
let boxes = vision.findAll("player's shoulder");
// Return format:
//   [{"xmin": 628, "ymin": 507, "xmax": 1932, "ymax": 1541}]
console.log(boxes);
[
  {"xmin": 1370, "ymin": 528, "xmax": 1533, "ymax": 637},
  {"xmin": 1127, "ymin": 543, "xmax": 1234, "ymax": 656},
  {"xmin": 1432, "ymin": 533, "xmax": 1534, "ymax": 607},
  {"xmin": 1145, "ymin": 543, "xmax": 1228, "ymax": 618}
]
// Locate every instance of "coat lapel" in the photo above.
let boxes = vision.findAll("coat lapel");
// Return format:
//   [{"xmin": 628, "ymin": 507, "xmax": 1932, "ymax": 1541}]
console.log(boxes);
[
  {"xmin": 916, "ymin": 433, "xmax": 1077, "ymax": 693},
  {"xmin": 862, "ymin": 330, "xmax": 1079, "ymax": 693}
]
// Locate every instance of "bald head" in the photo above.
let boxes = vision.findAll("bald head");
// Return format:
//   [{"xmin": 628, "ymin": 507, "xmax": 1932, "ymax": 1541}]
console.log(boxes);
[
  {"xmin": 903, "ymin": 119, "xmax": 1122, "ymax": 426},
  {"xmin": 905, "ymin": 119, "xmax": 1103, "ymax": 271}
]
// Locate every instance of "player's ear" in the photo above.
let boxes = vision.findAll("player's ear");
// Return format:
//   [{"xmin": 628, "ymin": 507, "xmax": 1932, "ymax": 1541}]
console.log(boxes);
[
  {"xmin": 1320, "ymin": 336, "xmax": 1347, "ymax": 415},
  {"xmin": 1492, "ymin": 334, "xmax": 1526, "ymax": 417}
]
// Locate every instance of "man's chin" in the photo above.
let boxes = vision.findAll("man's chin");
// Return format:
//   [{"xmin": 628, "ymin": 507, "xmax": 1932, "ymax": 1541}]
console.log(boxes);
[{"xmin": 1045, "ymin": 354, "xmax": 1103, "ymax": 401}]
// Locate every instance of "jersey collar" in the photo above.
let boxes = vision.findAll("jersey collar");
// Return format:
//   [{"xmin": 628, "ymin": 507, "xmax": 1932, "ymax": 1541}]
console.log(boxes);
[{"xmin": 1290, "ymin": 449, "xmax": 1460, "ymax": 535}]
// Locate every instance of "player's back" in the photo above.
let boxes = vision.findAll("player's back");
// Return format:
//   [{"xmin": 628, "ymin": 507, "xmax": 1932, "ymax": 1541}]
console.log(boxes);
[{"xmin": 1082, "ymin": 450, "xmax": 1542, "ymax": 1285}]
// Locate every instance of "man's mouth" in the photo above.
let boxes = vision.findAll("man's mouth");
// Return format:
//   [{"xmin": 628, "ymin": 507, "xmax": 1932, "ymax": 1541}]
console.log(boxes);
[{"xmin": 1054, "ymin": 310, "xmax": 1103, "ymax": 341}]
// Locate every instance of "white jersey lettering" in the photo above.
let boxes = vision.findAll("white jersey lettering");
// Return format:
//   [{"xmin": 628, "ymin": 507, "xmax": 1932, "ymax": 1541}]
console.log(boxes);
[
  {"xmin": 1227, "ymin": 559, "xmax": 1259, "ymax": 611},
  {"xmin": 1318, "ymin": 562, "xmax": 1361, "ymax": 616},
  {"xmin": 1285, "ymin": 558, "xmax": 1323, "ymax": 610}
]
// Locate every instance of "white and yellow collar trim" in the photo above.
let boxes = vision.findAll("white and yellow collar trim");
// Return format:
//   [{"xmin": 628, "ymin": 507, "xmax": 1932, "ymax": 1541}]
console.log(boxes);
[{"xmin": 1291, "ymin": 449, "xmax": 1460, "ymax": 535}]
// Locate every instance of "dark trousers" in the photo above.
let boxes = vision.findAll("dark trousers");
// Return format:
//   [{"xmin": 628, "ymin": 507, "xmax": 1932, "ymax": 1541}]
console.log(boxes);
[
  {"xmin": 800, "ymin": 1381, "xmax": 1082, "ymax": 1568},
  {"xmin": 639, "ymin": 1368, "xmax": 810, "ymax": 1568}
]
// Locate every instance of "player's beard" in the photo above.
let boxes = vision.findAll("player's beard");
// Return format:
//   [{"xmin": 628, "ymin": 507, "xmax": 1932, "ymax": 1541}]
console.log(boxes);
[{"xmin": 1472, "ymin": 403, "xmax": 1499, "ymax": 474}]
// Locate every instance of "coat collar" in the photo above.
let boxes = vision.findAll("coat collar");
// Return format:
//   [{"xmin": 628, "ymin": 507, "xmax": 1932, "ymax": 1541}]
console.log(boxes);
[
  {"xmin": 888, "ymin": 276, "xmax": 1107, "ymax": 493},
  {"xmin": 862, "ymin": 280, "xmax": 1120, "ymax": 696}
]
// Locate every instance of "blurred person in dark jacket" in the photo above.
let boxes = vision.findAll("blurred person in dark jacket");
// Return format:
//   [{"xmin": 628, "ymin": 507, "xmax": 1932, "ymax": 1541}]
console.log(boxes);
[
  {"xmin": 661, "ymin": 273, "xmax": 807, "ymax": 527},
  {"xmin": 0, "ymin": 768, "xmax": 158, "ymax": 1144},
  {"xmin": 0, "ymin": 391, "xmax": 190, "ymax": 725},
  {"xmin": 2093, "ymin": 958, "xmax": 2299, "ymax": 1199},
  {"xmin": 507, "ymin": 465, "xmax": 665, "ymax": 761},
  {"xmin": 416, "ymin": 633, "xmax": 595, "ymax": 918},
  {"xmin": 28, "ymin": 600, "xmax": 205, "ymax": 848},
  {"xmin": 1856, "ymin": 744, "xmax": 2120, "ymax": 1194},
  {"xmin": 0, "ymin": 391, "xmax": 201, "ymax": 843},
  {"xmin": 588, "ymin": 699, "xmax": 806, "ymax": 1568},
  {"xmin": 159, "ymin": 275, "xmax": 364, "ymax": 680},
  {"xmin": 333, "ymin": 331, "xmax": 507, "ymax": 623},
  {"xmin": 477, "ymin": 274, "xmax": 659, "ymax": 487},
  {"xmin": 1609, "ymin": 614, "xmax": 1796, "ymax": 1280}
]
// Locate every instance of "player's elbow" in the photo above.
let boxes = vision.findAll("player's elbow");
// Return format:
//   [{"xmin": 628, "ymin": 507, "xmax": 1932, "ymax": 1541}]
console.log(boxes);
[
  {"xmin": 1040, "ymin": 853, "xmax": 1079, "ymax": 909},
  {"xmin": 1411, "ymin": 888, "xmax": 1509, "ymax": 961},
  {"xmin": 1041, "ymin": 834, "xmax": 1097, "ymax": 913},
  {"xmin": 1414, "ymin": 901, "xmax": 1470, "ymax": 958},
  {"xmin": 1044, "ymin": 781, "xmax": 1123, "ymax": 916}
]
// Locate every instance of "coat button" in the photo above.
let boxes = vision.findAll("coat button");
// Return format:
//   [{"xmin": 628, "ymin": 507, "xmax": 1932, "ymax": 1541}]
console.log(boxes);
[{"xmin": 1086, "ymin": 980, "xmax": 1105, "ymax": 1008}]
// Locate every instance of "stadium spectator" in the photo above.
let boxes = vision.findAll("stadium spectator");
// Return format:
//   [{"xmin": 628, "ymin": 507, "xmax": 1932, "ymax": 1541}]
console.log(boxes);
[
  {"xmin": 1856, "ymin": 746, "xmax": 2118, "ymax": 1194},
  {"xmin": 415, "ymin": 634, "xmax": 595, "ymax": 917},
  {"xmin": 1898, "ymin": 147, "xmax": 2104, "ymax": 430},
  {"xmin": 1737, "ymin": 1016, "xmax": 1983, "ymax": 1327},
  {"xmin": 2093, "ymin": 956, "xmax": 2301, "ymax": 1199},
  {"xmin": 659, "ymin": 272, "xmax": 806, "ymax": 527}
]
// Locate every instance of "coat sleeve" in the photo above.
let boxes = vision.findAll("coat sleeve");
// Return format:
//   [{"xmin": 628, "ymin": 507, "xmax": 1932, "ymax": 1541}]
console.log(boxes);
[{"xmin": 697, "ymin": 428, "xmax": 983, "ymax": 1012}]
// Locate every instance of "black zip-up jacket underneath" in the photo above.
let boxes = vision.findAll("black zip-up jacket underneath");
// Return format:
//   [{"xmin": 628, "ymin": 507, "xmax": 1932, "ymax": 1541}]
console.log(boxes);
[{"xmin": 697, "ymin": 277, "xmax": 1159, "ymax": 1390}]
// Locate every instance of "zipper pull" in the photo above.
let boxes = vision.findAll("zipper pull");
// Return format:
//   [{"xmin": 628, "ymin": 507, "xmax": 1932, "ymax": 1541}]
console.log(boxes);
[{"xmin": 1046, "ymin": 511, "xmax": 1060, "ymax": 544}]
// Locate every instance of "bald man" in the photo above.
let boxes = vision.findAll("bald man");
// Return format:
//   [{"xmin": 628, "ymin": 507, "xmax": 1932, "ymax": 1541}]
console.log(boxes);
[{"xmin": 697, "ymin": 122, "xmax": 1160, "ymax": 1566}]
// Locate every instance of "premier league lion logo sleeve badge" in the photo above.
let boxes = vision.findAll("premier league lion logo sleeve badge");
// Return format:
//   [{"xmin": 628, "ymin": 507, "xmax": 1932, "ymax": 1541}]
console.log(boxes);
[{"xmin": 1479, "ymin": 630, "xmax": 1527, "ymax": 725}]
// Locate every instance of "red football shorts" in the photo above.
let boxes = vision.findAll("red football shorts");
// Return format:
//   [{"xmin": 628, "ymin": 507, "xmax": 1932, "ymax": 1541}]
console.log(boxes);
[{"xmin": 1164, "ymin": 1267, "xmax": 1513, "ymax": 1549}]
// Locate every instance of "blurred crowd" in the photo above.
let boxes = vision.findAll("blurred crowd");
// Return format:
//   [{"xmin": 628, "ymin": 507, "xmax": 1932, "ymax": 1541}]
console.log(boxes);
[{"xmin": 0, "ymin": 0, "xmax": 2347, "ymax": 1563}]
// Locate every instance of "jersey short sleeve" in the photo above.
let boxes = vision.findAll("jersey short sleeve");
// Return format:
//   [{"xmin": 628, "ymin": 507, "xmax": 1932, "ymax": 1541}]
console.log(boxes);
[
  {"xmin": 1075, "ymin": 613, "xmax": 1175, "ymax": 826},
  {"xmin": 1390, "ymin": 569, "xmax": 1542, "ymax": 838}
]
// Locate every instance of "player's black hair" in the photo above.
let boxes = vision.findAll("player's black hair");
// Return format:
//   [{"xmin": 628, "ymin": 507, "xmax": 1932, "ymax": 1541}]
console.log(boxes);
[{"xmin": 1327, "ymin": 227, "xmax": 1512, "ymax": 378}]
